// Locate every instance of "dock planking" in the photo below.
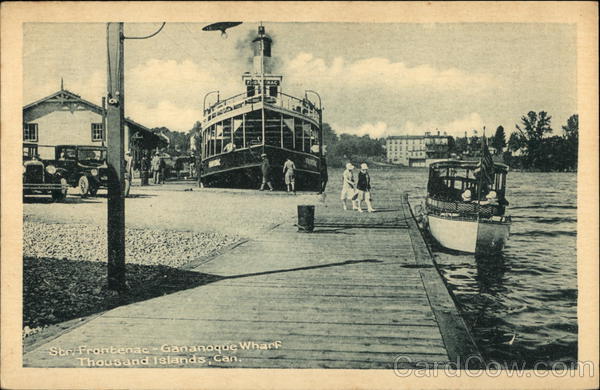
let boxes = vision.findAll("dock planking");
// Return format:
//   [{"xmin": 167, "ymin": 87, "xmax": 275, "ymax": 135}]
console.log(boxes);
[{"xmin": 24, "ymin": 186, "xmax": 480, "ymax": 369}]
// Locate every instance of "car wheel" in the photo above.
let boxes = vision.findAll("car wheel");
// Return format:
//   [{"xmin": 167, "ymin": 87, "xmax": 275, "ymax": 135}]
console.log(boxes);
[{"xmin": 78, "ymin": 175, "xmax": 90, "ymax": 197}]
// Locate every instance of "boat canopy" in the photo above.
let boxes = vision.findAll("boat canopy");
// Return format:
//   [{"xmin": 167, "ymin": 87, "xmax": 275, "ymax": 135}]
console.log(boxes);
[
  {"xmin": 428, "ymin": 159, "xmax": 509, "ymax": 173},
  {"xmin": 427, "ymin": 159, "xmax": 509, "ymax": 206}
]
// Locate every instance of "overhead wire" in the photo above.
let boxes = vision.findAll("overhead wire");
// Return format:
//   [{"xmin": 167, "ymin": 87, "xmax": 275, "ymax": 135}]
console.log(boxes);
[{"xmin": 123, "ymin": 22, "xmax": 166, "ymax": 40}]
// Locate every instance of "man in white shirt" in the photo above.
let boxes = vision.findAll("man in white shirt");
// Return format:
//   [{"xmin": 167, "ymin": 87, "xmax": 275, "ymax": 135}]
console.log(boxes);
[{"xmin": 283, "ymin": 157, "xmax": 296, "ymax": 194}]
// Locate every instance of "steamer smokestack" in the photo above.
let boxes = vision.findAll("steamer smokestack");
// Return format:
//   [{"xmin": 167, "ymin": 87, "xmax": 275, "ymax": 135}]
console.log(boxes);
[{"xmin": 252, "ymin": 25, "xmax": 272, "ymax": 74}]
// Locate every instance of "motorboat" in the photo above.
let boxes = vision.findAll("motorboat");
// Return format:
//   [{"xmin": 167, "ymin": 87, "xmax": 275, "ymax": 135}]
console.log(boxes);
[{"xmin": 424, "ymin": 159, "xmax": 511, "ymax": 253}]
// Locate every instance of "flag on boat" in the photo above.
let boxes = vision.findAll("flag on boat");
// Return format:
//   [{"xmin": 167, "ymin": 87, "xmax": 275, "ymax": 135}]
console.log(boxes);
[{"xmin": 476, "ymin": 135, "xmax": 495, "ymax": 186}]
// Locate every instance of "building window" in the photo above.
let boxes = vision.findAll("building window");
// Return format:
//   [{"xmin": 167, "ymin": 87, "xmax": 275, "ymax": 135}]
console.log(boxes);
[
  {"xmin": 91, "ymin": 123, "xmax": 104, "ymax": 141},
  {"xmin": 24, "ymin": 123, "xmax": 38, "ymax": 142}
]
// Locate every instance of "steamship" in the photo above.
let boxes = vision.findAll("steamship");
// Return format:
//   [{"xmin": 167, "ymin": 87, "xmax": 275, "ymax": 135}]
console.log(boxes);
[{"xmin": 200, "ymin": 25, "xmax": 324, "ymax": 191}]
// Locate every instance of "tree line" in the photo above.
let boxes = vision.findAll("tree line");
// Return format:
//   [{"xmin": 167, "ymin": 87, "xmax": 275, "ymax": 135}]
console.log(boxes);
[
  {"xmin": 505, "ymin": 112, "xmax": 578, "ymax": 171},
  {"xmin": 154, "ymin": 111, "xmax": 578, "ymax": 172}
]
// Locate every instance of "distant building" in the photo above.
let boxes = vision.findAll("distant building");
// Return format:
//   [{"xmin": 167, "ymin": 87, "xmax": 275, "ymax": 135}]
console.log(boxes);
[
  {"xmin": 386, "ymin": 131, "xmax": 451, "ymax": 167},
  {"xmin": 23, "ymin": 87, "xmax": 166, "ymax": 162}
]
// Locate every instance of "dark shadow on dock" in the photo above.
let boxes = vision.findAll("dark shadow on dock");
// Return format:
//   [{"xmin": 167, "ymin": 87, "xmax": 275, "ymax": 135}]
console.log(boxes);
[
  {"xmin": 23, "ymin": 196, "xmax": 101, "ymax": 204},
  {"xmin": 310, "ymin": 228, "xmax": 354, "ymax": 235},
  {"xmin": 222, "ymin": 259, "xmax": 383, "ymax": 280},
  {"xmin": 314, "ymin": 223, "xmax": 409, "ymax": 229},
  {"xmin": 366, "ymin": 208, "xmax": 402, "ymax": 213},
  {"xmin": 125, "ymin": 194, "xmax": 157, "ymax": 199}
]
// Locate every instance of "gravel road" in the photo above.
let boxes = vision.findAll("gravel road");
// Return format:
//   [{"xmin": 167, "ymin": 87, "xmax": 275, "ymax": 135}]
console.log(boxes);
[
  {"xmin": 23, "ymin": 184, "xmax": 322, "ymax": 268},
  {"xmin": 24, "ymin": 222, "xmax": 240, "ymax": 268}
]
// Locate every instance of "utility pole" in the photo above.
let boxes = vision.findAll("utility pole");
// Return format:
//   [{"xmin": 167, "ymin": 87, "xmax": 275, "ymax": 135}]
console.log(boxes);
[{"xmin": 106, "ymin": 22, "xmax": 126, "ymax": 291}]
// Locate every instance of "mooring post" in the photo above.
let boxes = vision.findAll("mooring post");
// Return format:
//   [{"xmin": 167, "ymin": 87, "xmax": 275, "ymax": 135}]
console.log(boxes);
[{"xmin": 106, "ymin": 22, "xmax": 126, "ymax": 291}]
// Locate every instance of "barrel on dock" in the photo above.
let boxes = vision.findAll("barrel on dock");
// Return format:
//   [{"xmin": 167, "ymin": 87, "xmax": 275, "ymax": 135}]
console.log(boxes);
[{"xmin": 297, "ymin": 205, "xmax": 315, "ymax": 232}]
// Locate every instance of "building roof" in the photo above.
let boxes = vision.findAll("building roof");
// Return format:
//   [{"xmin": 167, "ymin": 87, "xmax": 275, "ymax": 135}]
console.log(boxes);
[
  {"xmin": 24, "ymin": 89, "xmax": 103, "ymax": 113},
  {"xmin": 125, "ymin": 116, "xmax": 151, "ymax": 132},
  {"xmin": 387, "ymin": 134, "xmax": 451, "ymax": 140}
]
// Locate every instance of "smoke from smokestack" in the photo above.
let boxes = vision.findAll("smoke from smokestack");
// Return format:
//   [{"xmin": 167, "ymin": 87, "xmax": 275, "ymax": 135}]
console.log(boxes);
[
  {"xmin": 234, "ymin": 26, "xmax": 281, "ymax": 74},
  {"xmin": 235, "ymin": 29, "xmax": 256, "ymax": 68}
]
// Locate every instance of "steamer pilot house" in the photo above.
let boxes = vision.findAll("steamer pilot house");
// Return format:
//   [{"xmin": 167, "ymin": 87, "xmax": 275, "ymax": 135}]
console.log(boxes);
[{"xmin": 201, "ymin": 25, "xmax": 324, "ymax": 190}]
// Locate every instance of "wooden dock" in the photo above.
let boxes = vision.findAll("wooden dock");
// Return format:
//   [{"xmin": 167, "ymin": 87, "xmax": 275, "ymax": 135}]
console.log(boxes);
[{"xmin": 24, "ymin": 189, "xmax": 480, "ymax": 369}]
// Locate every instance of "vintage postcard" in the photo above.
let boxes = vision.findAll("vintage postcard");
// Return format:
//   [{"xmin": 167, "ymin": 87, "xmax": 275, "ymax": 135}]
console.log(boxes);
[{"xmin": 1, "ymin": 1, "xmax": 598, "ymax": 389}]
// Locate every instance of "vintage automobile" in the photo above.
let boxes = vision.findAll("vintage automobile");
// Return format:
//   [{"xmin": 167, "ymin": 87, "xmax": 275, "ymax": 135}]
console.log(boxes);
[
  {"xmin": 54, "ymin": 145, "xmax": 109, "ymax": 196},
  {"xmin": 23, "ymin": 148, "xmax": 69, "ymax": 201}
]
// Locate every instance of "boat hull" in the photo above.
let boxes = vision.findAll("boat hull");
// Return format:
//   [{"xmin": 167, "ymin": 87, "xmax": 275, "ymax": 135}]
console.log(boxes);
[
  {"xmin": 201, "ymin": 145, "xmax": 322, "ymax": 191},
  {"xmin": 427, "ymin": 214, "xmax": 510, "ymax": 254}
]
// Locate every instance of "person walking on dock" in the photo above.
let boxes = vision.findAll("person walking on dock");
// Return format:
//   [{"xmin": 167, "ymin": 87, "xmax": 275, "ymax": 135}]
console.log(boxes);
[
  {"xmin": 159, "ymin": 155, "xmax": 166, "ymax": 184},
  {"xmin": 356, "ymin": 163, "xmax": 375, "ymax": 213},
  {"xmin": 283, "ymin": 157, "xmax": 296, "ymax": 194},
  {"xmin": 340, "ymin": 163, "xmax": 358, "ymax": 210},
  {"xmin": 318, "ymin": 156, "xmax": 328, "ymax": 196},
  {"xmin": 140, "ymin": 153, "xmax": 150, "ymax": 186},
  {"xmin": 151, "ymin": 152, "xmax": 161, "ymax": 184},
  {"xmin": 123, "ymin": 151, "xmax": 134, "ymax": 197},
  {"xmin": 259, "ymin": 153, "xmax": 274, "ymax": 191},
  {"xmin": 196, "ymin": 155, "xmax": 204, "ymax": 188}
]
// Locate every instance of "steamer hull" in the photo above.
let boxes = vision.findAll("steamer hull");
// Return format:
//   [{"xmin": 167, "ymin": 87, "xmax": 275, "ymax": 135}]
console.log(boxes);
[{"xmin": 202, "ymin": 145, "xmax": 321, "ymax": 190}]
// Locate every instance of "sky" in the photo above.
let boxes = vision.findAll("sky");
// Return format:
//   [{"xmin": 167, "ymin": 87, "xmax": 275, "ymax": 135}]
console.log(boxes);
[{"xmin": 23, "ymin": 22, "xmax": 577, "ymax": 138}]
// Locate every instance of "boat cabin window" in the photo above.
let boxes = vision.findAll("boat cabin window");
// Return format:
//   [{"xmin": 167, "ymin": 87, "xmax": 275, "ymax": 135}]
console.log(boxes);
[
  {"xmin": 269, "ymin": 86, "xmax": 278, "ymax": 97},
  {"xmin": 233, "ymin": 118, "xmax": 244, "ymax": 149},
  {"xmin": 245, "ymin": 111, "xmax": 263, "ymax": 147},
  {"xmin": 294, "ymin": 120, "xmax": 303, "ymax": 152},
  {"xmin": 265, "ymin": 110, "xmax": 280, "ymax": 146},
  {"xmin": 246, "ymin": 85, "xmax": 255, "ymax": 97},
  {"xmin": 282, "ymin": 115, "xmax": 294, "ymax": 149}
]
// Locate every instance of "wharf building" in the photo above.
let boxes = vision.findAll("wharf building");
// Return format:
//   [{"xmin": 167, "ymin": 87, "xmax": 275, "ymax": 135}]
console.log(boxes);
[
  {"xmin": 386, "ymin": 131, "xmax": 451, "ymax": 167},
  {"xmin": 23, "ymin": 85, "xmax": 166, "ymax": 163}
]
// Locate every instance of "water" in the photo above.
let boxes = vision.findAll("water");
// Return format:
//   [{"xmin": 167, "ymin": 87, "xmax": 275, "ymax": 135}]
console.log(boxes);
[{"xmin": 329, "ymin": 167, "xmax": 577, "ymax": 365}]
